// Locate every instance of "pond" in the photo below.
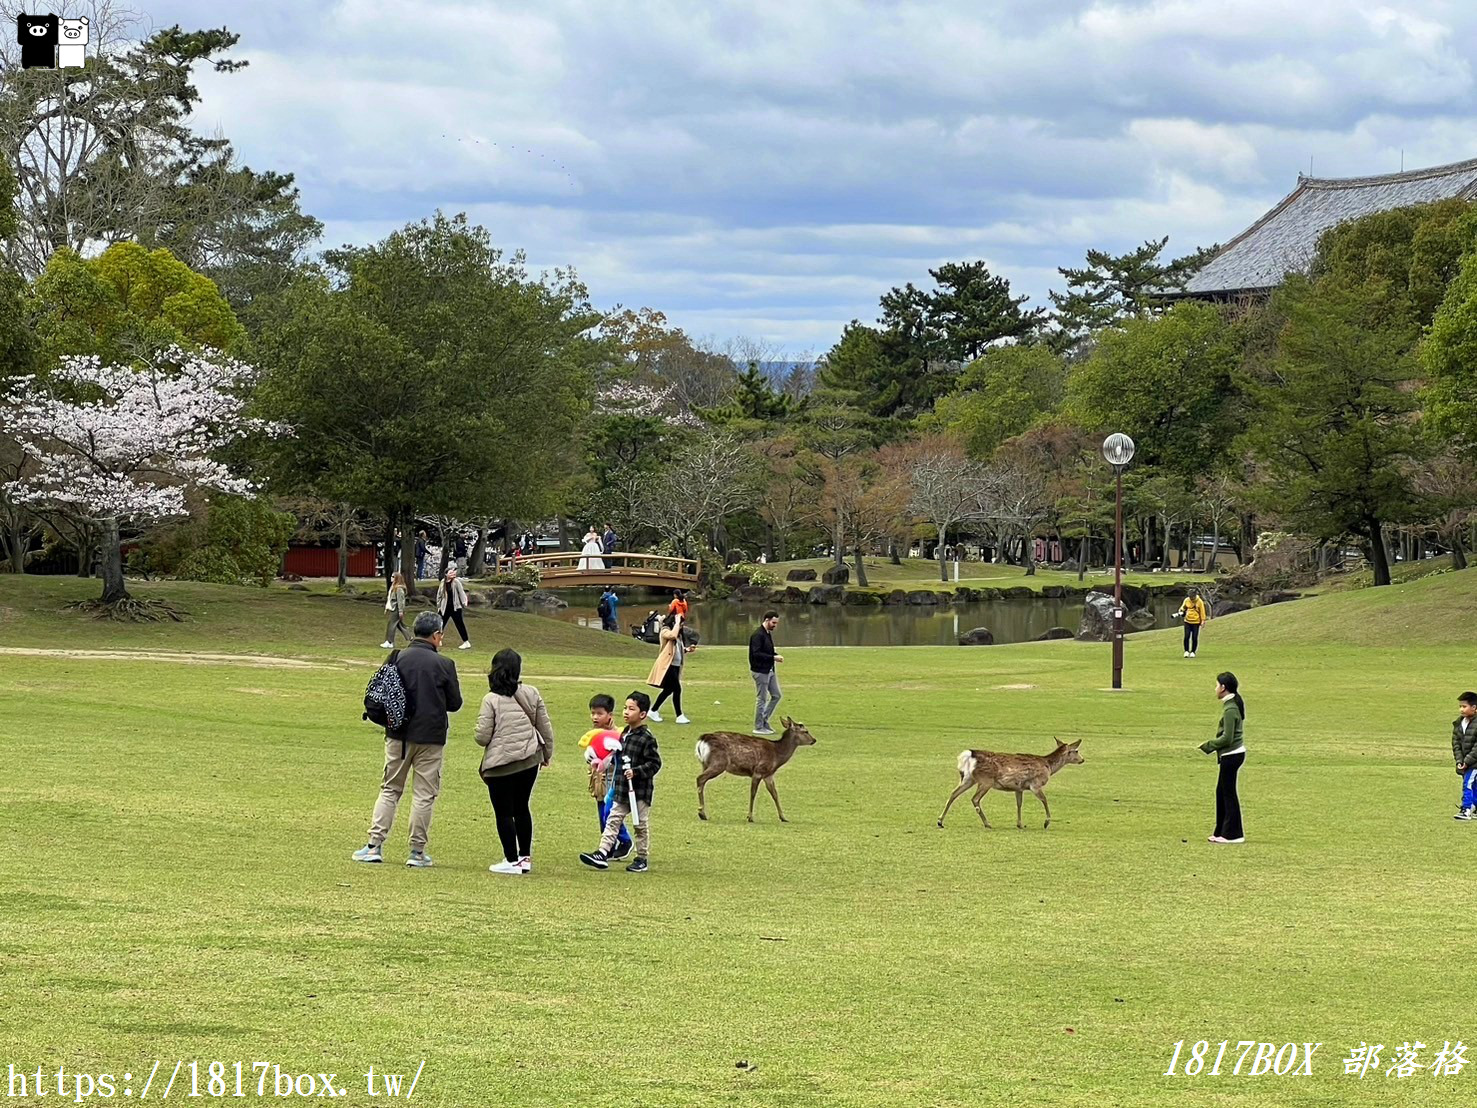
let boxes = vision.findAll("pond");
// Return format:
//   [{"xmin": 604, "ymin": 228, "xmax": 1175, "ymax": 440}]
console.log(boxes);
[{"xmin": 536, "ymin": 590, "xmax": 1186, "ymax": 647}]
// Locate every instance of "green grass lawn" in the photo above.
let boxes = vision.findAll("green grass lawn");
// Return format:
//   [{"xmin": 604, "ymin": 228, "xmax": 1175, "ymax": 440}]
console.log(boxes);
[
  {"xmin": 766, "ymin": 555, "xmax": 1216, "ymax": 593},
  {"xmin": 1, "ymin": 571, "xmax": 1474, "ymax": 1106}
]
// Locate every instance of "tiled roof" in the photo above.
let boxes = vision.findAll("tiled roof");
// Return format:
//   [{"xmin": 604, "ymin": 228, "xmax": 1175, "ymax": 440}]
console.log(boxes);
[{"xmin": 1183, "ymin": 157, "xmax": 1477, "ymax": 296}]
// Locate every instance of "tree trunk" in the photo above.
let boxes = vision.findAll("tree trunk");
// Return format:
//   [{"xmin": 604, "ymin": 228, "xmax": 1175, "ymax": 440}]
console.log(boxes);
[
  {"xmin": 99, "ymin": 516, "xmax": 128, "ymax": 603},
  {"xmin": 833, "ymin": 518, "xmax": 845, "ymax": 569},
  {"xmin": 888, "ymin": 538, "xmax": 901, "ymax": 566},
  {"xmin": 1208, "ymin": 521, "xmax": 1219, "ymax": 574},
  {"xmin": 397, "ymin": 512, "xmax": 418, "ymax": 597},
  {"xmin": 853, "ymin": 544, "xmax": 869, "ymax": 587},
  {"xmin": 1451, "ymin": 526, "xmax": 1468, "ymax": 571},
  {"xmin": 470, "ymin": 521, "xmax": 488, "ymax": 578},
  {"xmin": 764, "ymin": 523, "xmax": 777, "ymax": 565},
  {"xmin": 4, "ymin": 522, "xmax": 25, "ymax": 573},
  {"xmin": 1022, "ymin": 532, "xmax": 1037, "ymax": 577},
  {"xmin": 1366, "ymin": 516, "xmax": 1392, "ymax": 586},
  {"xmin": 337, "ymin": 506, "xmax": 350, "ymax": 588},
  {"xmin": 558, "ymin": 515, "xmax": 569, "ymax": 551},
  {"xmin": 937, "ymin": 524, "xmax": 948, "ymax": 581},
  {"xmin": 1078, "ymin": 532, "xmax": 1089, "ymax": 581}
]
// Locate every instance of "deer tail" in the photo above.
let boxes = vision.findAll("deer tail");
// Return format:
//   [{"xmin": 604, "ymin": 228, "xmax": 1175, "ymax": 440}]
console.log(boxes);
[
  {"xmin": 956, "ymin": 749, "xmax": 975, "ymax": 781},
  {"xmin": 695, "ymin": 739, "xmax": 711, "ymax": 766}
]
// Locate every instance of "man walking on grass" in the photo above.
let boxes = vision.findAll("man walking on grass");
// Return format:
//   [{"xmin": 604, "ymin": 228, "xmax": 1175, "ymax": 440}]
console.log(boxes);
[
  {"xmin": 749, "ymin": 610, "xmax": 784, "ymax": 735},
  {"xmin": 353, "ymin": 611, "xmax": 463, "ymax": 867}
]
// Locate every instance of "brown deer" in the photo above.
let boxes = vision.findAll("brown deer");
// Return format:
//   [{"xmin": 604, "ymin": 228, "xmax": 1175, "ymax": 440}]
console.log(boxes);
[
  {"xmin": 696, "ymin": 717, "xmax": 817, "ymax": 822},
  {"xmin": 936, "ymin": 738, "xmax": 1084, "ymax": 830}
]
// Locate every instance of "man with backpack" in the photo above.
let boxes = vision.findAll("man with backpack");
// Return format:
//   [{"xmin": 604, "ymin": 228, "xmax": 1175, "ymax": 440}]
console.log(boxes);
[
  {"xmin": 598, "ymin": 586, "xmax": 619, "ymax": 633},
  {"xmin": 353, "ymin": 612, "xmax": 464, "ymax": 867}
]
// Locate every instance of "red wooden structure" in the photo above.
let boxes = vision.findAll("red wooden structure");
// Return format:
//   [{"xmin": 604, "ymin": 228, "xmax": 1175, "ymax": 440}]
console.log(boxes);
[{"xmin": 283, "ymin": 544, "xmax": 378, "ymax": 578}]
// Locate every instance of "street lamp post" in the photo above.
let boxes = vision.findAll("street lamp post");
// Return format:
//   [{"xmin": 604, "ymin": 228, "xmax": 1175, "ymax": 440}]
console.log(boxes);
[{"xmin": 1101, "ymin": 433, "xmax": 1135, "ymax": 689}]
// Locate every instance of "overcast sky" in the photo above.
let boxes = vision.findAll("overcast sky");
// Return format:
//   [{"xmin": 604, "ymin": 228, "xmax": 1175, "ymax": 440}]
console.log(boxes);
[{"xmin": 140, "ymin": 0, "xmax": 1477, "ymax": 356}]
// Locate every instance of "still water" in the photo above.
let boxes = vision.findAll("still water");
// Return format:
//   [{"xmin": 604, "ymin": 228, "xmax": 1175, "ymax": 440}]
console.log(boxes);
[{"xmin": 539, "ymin": 590, "xmax": 1185, "ymax": 647}]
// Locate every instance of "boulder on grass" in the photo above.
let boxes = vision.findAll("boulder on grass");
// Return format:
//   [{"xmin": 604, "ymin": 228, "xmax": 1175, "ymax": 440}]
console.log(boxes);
[
  {"xmin": 492, "ymin": 589, "xmax": 525, "ymax": 610},
  {"xmin": 958, "ymin": 627, "xmax": 995, "ymax": 646},
  {"xmin": 884, "ymin": 589, "xmax": 908, "ymax": 606},
  {"xmin": 821, "ymin": 564, "xmax": 850, "ymax": 586},
  {"xmin": 783, "ymin": 586, "xmax": 808, "ymax": 604},
  {"xmin": 1036, "ymin": 626, "xmax": 1074, "ymax": 641},
  {"xmin": 953, "ymin": 586, "xmax": 980, "ymax": 603},
  {"xmin": 1076, "ymin": 590, "xmax": 1117, "ymax": 642},
  {"xmin": 722, "ymin": 572, "xmax": 751, "ymax": 589},
  {"xmin": 1126, "ymin": 607, "xmax": 1156, "ymax": 630},
  {"xmin": 1003, "ymin": 586, "xmax": 1034, "ymax": 599},
  {"xmin": 906, "ymin": 590, "xmax": 941, "ymax": 605},
  {"xmin": 1213, "ymin": 600, "xmax": 1250, "ymax": 617},
  {"xmin": 786, "ymin": 568, "xmax": 818, "ymax": 582},
  {"xmin": 843, "ymin": 590, "xmax": 883, "ymax": 606},
  {"xmin": 1040, "ymin": 585, "xmax": 1066, "ymax": 599}
]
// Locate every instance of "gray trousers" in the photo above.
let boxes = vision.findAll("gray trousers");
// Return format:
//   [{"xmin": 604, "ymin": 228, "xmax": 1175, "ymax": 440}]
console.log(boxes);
[{"xmin": 752, "ymin": 669, "xmax": 782, "ymax": 730}]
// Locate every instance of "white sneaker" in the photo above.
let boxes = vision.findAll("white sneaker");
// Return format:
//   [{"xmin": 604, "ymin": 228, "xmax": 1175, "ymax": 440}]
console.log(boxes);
[
  {"xmin": 647, "ymin": 710, "xmax": 663, "ymax": 722},
  {"xmin": 458, "ymin": 641, "xmax": 472, "ymax": 650},
  {"xmin": 488, "ymin": 859, "xmax": 523, "ymax": 875},
  {"xmin": 676, "ymin": 715, "xmax": 691, "ymax": 725},
  {"xmin": 519, "ymin": 856, "xmax": 531, "ymax": 874},
  {"xmin": 1189, "ymin": 652, "xmax": 1196, "ymax": 658},
  {"xmin": 380, "ymin": 641, "xmax": 394, "ymax": 649},
  {"xmin": 1184, "ymin": 651, "xmax": 1190, "ymax": 658}
]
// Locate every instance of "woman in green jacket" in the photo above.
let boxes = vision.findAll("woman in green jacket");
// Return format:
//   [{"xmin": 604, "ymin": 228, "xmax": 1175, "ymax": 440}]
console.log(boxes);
[{"xmin": 1199, "ymin": 671, "xmax": 1246, "ymax": 843}]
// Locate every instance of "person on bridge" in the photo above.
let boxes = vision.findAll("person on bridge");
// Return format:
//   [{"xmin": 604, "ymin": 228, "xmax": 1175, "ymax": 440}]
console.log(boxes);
[
  {"xmin": 578, "ymin": 526, "xmax": 605, "ymax": 571},
  {"xmin": 602, "ymin": 522, "xmax": 618, "ymax": 558}
]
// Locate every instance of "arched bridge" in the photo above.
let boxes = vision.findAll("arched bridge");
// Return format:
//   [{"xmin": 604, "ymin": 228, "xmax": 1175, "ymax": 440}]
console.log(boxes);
[{"xmin": 520, "ymin": 552, "xmax": 702, "ymax": 590}]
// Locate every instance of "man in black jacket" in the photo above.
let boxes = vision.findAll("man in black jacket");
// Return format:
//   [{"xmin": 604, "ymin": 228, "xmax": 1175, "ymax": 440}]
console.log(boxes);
[
  {"xmin": 353, "ymin": 612, "xmax": 464, "ymax": 867},
  {"xmin": 749, "ymin": 610, "xmax": 784, "ymax": 735}
]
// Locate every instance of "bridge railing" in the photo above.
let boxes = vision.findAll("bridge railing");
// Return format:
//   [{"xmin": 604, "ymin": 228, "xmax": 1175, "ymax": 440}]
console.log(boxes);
[{"xmin": 515, "ymin": 551, "xmax": 702, "ymax": 580}]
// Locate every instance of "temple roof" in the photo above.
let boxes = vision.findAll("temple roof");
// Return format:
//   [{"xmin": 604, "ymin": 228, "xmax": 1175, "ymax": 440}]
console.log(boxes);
[{"xmin": 1183, "ymin": 156, "xmax": 1477, "ymax": 297}]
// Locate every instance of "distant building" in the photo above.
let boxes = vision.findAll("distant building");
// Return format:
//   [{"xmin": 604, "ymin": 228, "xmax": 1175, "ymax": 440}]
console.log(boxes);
[{"xmin": 1181, "ymin": 156, "xmax": 1477, "ymax": 300}]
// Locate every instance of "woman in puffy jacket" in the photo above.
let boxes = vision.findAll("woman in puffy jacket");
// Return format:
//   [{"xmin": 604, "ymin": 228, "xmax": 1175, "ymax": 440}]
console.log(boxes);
[{"xmin": 475, "ymin": 648, "xmax": 555, "ymax": 874}]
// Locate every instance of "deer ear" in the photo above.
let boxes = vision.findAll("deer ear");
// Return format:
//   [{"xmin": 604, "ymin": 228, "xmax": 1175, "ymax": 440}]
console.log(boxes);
[{"xmin": 1070, "ymin": 739, "xmax": 1082, "ymax": 748}]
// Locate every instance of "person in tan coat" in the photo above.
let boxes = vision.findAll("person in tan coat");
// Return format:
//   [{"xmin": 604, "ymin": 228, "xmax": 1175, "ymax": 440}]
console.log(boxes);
[
  {"xmin": 475, "ymin": 648, "xmax": 555, "ymax": 874},
  {"xmin": 646, "ymin": 612, "xmax": 694, "ymax": 724},
  {"xmin": 437, "ymin": 566, "xmax": 472, "ymax": 650}
]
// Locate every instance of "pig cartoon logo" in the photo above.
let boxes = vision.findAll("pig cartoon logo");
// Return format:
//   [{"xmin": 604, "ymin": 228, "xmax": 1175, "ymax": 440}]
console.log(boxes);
[
  {"xmin": 58, "ymin": 15, "xmax": 86, "ymax": 67},
  {"xmin": 16, "ymin": 12, "xmax": 58, "ymax": 69}
]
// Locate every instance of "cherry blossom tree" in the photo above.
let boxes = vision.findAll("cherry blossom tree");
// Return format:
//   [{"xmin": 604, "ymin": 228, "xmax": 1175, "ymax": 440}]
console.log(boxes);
[{"xmin": 3, "ymin": 347, "xmax": 271, "ymax": 613}]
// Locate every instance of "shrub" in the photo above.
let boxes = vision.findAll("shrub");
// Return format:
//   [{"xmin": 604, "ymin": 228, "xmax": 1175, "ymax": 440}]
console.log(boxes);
[
  {"xmin": 501, "ymin": 563, "xmax": 543, "ymax": 591},
  {"xmin": 178, "ymin": 496, "xmax": 294, "ymax": 588},
  {"xmin": 747, "ymin": 567, "xmax": 779, "ymax": 588}
]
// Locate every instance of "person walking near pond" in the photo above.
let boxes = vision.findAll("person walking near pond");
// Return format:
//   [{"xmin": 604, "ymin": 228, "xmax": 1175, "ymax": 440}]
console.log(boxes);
[
  {"xmin": 1198, "ymin": 671, "xmax": 1246, "ymax": 844},
  {"xmin": 1173, "ymin": 587, "xmax": 1210, "ymax": 657},
  {"xmin": 353, "ymin": 612, "xmax": 463, "ymax": 867},
  {"xmin": 381, "ymin": 571, "xmax": 411, "ymax": 649},
  {"xmin": 598, "ymin": 586, "xmax": 619, "ymax": 633},
  {"xmin": 415, "ymin": 530, "xmax": 428, "ymax": 581},
  {"xmin": 647, "ymin": 612, "xmax": 693, "ymax": 724},
  {"xmin": 437, "ymin": 566, "xmax": 473, "ymax": 650},
  {"xmin": 475, "ymin": 648, "xmax": 555, "ymax": 874},
  {"xmin": 749, "ymin": 610, "xmax": 784, "ymax": 735}
]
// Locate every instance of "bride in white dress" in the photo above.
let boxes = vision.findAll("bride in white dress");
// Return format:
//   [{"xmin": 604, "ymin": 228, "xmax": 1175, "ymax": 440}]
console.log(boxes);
[{"xmin": 578, "ymin": 527, "xmax": 605, "ymax": 571}]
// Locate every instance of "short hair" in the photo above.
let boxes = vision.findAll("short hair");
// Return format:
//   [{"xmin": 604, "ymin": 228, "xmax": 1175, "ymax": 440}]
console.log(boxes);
[
  {"xmin": 626, "ymin": 690, "xmax": 651, "ymax": 714},
  {"xmin": 412, "ymin": 611, "xmax": 443, "ymax": 638},
  {"xmin": 489, "ymin": 648, "xmax": 521, "ymax": 696},
  {"xmin": 589, "ymin": 693, "xmax": 616, "ymax": 712},
  {"xmin": 762, "ymin": 610, "xmax": 779, "ymax": 621},
  {"xmin": 1461, "ymin": 691, "xmax": 1477, "ymax": 707}
]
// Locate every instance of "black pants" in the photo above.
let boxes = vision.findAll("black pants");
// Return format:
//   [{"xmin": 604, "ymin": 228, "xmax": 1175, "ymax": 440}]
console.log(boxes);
[
  {"xmin": 441, "ymin": 606, "xmax": 470, "ymax": 642},
  {"xmin": 1183, "ymin": 622, "xmax": 1201, "ymax": 652},
  {"xmin": 652, "ymin": 667, "xmax": 683, "ymax": 715},
  {"xmin": 485, "ymin": 765, "xmax": 539, "ymax": 862},
  {"xmin": 1214, "ymin": 752, "xmax": 1245, "ymax": 840}
]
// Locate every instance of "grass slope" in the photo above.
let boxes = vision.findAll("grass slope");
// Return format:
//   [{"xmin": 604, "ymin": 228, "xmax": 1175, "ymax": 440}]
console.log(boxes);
[{"xmin": 1, "ymin": 572, "xmax": 1474, "ymax": 1106}]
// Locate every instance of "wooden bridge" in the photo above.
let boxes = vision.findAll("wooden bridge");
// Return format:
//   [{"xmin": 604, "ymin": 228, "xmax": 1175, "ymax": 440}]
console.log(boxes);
[{"xmin": 520, "ymin": 552, "xmax": 702, "ymax": 590}]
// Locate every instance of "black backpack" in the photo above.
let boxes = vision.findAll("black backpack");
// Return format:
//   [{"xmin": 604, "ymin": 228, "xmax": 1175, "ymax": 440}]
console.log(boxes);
[
  {"xmin": 597, "ymin": 595, "xmax": 612, "ymax": 618},
  {"xmin": 363, "ymin": 657, "xmax": 407, "ymax": 731}
]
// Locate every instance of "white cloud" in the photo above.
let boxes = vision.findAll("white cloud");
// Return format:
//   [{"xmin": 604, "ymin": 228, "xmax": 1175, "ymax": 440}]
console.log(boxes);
[{"xmin": 146, "ymin": 0, "xmax": 1477, "ymax": 353}]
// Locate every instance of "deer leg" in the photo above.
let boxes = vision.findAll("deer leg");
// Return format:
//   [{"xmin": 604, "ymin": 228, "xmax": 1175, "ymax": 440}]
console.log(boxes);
[
  {"xmin": 748, "ymin": 775, "xmax": 762, "ymax": 822},
  {"xmin": 763, "ymin": 775, "xmax": 787, "ymax": 822},
  {"xmin": 971, "ymin": 785, "xmax": 992, "ymax": 828},
  {"xmin": 1034, "ymin": 785, "xmax": 1051, "ymax": 829},
  {"xmin": 1015, "ymin": 790, "xmax": 1025, "ymax": 829},
  {"xmin": 937, "ymin": 778, "xmax": 975, "ymax": 827},
  {"xmin": 696, "ymin": 766, "xmax": 724, "ymax": 821}
]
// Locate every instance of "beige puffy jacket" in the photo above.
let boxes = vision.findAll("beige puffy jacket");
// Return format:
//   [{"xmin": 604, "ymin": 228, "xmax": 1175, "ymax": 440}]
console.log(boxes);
[{"xmin": 474, "ymin": 684, "xmax": 555, "ymax": 776}]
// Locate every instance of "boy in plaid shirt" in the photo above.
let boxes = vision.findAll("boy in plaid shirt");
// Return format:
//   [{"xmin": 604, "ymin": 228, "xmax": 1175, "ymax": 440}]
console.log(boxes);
[{"xmin": 580, "ymin": 690, "xmax": 662, "ymax": 873}]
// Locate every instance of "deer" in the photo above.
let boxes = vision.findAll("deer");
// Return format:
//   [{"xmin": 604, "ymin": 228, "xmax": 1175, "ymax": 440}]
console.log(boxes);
[
  {"xmin": 936, "ymin": 738, "xmax": 1084, "ymax": 830},
  {"xmin": 696, "ymin": 717, "xmax": 817, "ymax": 822}
]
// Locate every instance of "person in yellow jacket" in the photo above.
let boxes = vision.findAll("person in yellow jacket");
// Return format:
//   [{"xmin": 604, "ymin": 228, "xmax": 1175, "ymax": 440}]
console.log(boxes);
[{"xmin": 1173, "ymin": 588, "xmax": 1209, "ymax": 657}]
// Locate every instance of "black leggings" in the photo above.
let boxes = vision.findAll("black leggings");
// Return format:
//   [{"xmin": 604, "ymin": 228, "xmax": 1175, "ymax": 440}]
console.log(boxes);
[
  {"xmin": 1183, "ymin": 622, "xmax": 1201, "ymax": 652},
  {"xmin": 484, "ymin": 765, "xmax": 539, "ymax": 861},
  {"xmin": 1214, "ymin": 752, "xmax": 1245, "ymax": 840},
  {"xmin": 442, "ymin": 606, "xmax": 470, "ymax": 642},
  {"xmin": 652, "ymin": 667, "xmax": 683, "ymax": 715}
]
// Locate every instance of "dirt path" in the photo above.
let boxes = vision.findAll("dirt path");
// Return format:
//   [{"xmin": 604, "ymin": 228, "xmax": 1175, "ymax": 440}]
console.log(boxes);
[{"xmin": 0, "ymin": 647, "xmax": 344, "ymax": 670}]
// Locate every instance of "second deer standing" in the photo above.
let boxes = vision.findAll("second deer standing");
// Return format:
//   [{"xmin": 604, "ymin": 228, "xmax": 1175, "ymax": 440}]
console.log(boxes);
[
  {"xmin": 937, "ymin": 738, "xmax": 1084, "ymax": 829},
  {"xmin": 696, "ymin": 717, "xmax": 816, "ymax": 822}
]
